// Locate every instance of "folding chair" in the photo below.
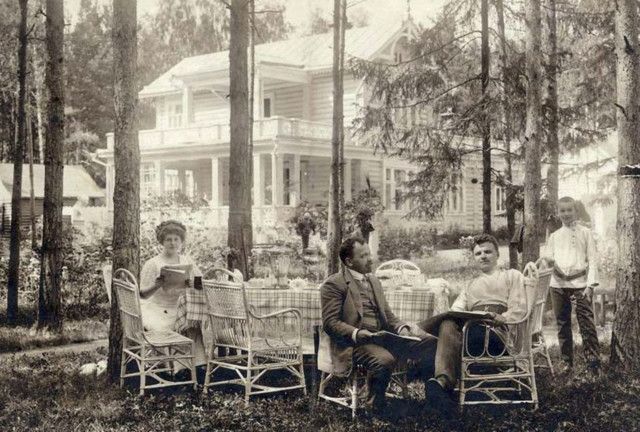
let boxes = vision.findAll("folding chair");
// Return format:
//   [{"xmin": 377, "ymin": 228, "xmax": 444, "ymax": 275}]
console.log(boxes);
[{"xmin": 113, "ymin": 268, "xmax": 197, "ymax": 395}]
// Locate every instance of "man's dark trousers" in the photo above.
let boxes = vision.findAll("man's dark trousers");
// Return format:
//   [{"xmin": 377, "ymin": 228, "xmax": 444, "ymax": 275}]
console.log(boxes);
[
  {"xmin": 550, "ymin": 287, "xmax": 600, "ymax": 366},
  {"xmin": 352, "ymin": 337, "xmax": 436, "ymax": 410}
]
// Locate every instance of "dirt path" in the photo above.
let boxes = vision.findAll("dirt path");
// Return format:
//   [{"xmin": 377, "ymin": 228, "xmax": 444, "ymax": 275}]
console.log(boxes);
[{"xmin": 0, "ymin": 338, "xmax": 107, "ymax": 360}]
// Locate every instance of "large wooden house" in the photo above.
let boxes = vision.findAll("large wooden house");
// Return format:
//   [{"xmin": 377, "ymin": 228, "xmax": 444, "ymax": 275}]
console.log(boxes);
[{"xmin": 100, "ymin": 19, "xmax": 520, "ymax": 232}]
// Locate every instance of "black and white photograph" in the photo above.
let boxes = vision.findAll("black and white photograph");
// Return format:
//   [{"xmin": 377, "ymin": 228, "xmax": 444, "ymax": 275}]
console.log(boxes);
[{"xmin": 0, "ymin": 0, "xmax": 637, "ymax": 430}]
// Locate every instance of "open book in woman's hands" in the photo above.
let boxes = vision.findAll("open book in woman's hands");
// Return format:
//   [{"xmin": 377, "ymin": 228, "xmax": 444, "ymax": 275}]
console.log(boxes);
[{"xmin": 160, "ymin": 264, "xmax": 192, "ymax": 288}]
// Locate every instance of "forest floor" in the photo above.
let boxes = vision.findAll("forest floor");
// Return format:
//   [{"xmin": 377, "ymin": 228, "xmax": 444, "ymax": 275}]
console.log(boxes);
[{"xmin": 0, "ymin": 343, "xmax": 637, "ymax": 432}]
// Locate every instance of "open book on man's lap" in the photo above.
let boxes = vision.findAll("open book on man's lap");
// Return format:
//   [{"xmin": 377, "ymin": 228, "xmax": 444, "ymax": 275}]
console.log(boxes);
[
  {"xmin": 369, "ymin": 330, "xmax": 423, "ymax": 346},
  {"xmin": 418, "ymin": 310, "xmax": 495, "ymax": 335}
]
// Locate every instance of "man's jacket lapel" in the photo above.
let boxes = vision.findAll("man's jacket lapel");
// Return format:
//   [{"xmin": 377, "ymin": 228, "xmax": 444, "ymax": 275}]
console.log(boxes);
[{"xmin": 343, "ymin": 266, "xmax": 363, "ymax": 319}]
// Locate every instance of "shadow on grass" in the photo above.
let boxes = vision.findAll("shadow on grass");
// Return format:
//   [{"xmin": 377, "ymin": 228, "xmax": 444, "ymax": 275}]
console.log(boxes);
[{"xmin": 0, "ymin": 345, "xmax": 638, "ymax": 431}]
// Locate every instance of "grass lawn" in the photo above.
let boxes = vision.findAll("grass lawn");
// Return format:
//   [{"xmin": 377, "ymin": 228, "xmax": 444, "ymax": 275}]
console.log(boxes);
[{"xmin": 0, "ymin": 346, "xmax": 638, "ymax": 431}]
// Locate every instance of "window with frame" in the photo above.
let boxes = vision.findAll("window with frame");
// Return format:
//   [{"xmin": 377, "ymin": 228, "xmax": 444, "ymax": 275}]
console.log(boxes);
[
  {"xmin": 445, "ymin": 173, "xmax": 464, "ymax": 214},
  {"xmin": 263, "ymin": 96, "xmax": 272, "ymax": 118},
  {"xmin": 164, "ymin": 169, "xmax": 180, "ymax": 193},
  {"xmin": 140, "ymin": 163, "xmax": 155, "ymax": 197},
  {"xmin": 167, "ymin": 103, "xmax": 183, "ymax": 128},
  {"xmin": 495, "ymin": 186, "xmax": 506, "ymax": 212}
]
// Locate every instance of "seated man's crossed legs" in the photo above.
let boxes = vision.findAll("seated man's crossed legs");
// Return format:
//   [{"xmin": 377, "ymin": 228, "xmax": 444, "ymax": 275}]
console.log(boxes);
[
  {"xmin": 418, "ymin": 318, "xmax": 506, "ymax": 409},
  {"xmin": 353, "ymin": 337, "xmax": 437, "ymax": 412}
]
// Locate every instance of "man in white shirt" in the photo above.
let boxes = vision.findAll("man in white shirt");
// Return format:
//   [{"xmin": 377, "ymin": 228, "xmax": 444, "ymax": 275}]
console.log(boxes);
[
  {"xmin": 418, "ymin": 233, "xmax": 527, "ymax": 411},
  {"xmin": 542, "ymin": 196, "xmax": 600, "ymax": 374}
]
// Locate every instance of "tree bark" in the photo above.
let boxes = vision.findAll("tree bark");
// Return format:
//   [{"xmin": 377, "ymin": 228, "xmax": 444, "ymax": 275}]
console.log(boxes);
[
  {"xmin": 481, "ymin": 0, "xmax": 492, "ymax": 234},
  {"xmin": 107, "ymin": 0, "xmax": 140, "ymax": 383},
  {"xmin": 544, "ymin": 0, "xmax": 559, "ymax": 224},
  {"xmin": 610, "ymin": 0, "xmax": 640, "ymax": 370},
  {"xmin": 26, "ymin": 95, "xmax": 36, "ymax": 250},
  {"xmin": 38, "ymin": 0, "xmax": 65, "ymax": 332},
  {"xmin": 326, "ymin": 0, "xmax": 345, "ymax": 276},
  {"xmin": 34, "ymin": 57, "xmax": 45, "ymax": 164},
  {"xmin": 495, "ymin": 0, "xmax": 518, "ymax": 269},
  {"xmin": 227, "ymin": 0, "xmax": 252, "ymax": 278},
  {"xmin": 7, "ymin": 0, "xmax": 29, "ymax": 324},
  {"xmin": 522, "ymin": 0, "xmax": 543, "ymax": 266}
]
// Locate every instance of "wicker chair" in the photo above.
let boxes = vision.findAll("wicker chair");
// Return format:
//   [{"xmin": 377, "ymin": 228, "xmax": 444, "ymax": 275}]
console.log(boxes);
[
  {"xmin": 202, "ymin": 268, "xmax": 306, "ymax": 405},
  {"xmin": 457, "ymin": 262, "xmax": 552, "ymax": 411},
  {"xmin": 112, "ymin": 268, "xmax": 197, "ymax": 396},
  {"xmin": 375, "ymin": 259, "xmax": 422, "ymax": 287},
  {"xmin": 531, "ymin": 259, "xmax": 554, "ymax": 375},
  {"xmin": 317, "ymin": 345, "xmax": 408, "ymax": 418}
]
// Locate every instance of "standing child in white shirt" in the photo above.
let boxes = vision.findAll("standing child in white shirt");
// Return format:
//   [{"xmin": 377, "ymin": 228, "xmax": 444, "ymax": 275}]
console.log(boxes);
[{"xmin": 543, "ymin": 196, "xmax": 600, "ymax": 375}]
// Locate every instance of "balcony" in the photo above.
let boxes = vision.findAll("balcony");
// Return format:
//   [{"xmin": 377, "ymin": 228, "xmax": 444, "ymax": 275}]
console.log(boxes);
[{"xmin": 105, "ymin": 116, "xmax": 354, "ymax": 151}]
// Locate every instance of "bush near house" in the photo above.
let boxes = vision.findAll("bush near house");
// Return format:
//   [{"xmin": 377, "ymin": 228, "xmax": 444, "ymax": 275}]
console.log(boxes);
[{"xmin": 379, "ymin": 224, "xmax": 513, "ymax": 262}]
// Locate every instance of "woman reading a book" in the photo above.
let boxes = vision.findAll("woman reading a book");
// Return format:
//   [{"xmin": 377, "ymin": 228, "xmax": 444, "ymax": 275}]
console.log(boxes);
[{"xmin": 139, "ymin": 220, "xmax": 202, "ymax": 333}]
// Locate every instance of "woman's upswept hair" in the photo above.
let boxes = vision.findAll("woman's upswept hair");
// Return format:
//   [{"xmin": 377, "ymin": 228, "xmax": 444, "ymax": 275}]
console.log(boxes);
[{"xmin": 155, "ymin": 220, "xmax": 187, "ymax": 243}]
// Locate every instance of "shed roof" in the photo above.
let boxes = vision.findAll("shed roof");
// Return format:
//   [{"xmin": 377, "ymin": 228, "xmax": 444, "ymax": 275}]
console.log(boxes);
[{"xmin": 0, "ymin": 164, "xmax": 104, "ymax": 201}]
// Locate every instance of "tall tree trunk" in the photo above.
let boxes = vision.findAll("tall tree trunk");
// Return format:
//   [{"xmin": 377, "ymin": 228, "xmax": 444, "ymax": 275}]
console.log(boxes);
[
  {"xmin": 481, "ymin": 0, "xmax": 492, "ymax": 234},
  {"xmin": 38, "ymin": 0, "xmax": 64, "ymax": 332},
  {"xmin": 227, "ymin": 0, "xmax": 252, "ymax": 278},
  {"xmin": 249, "ymin": 0, "xmax": 255, "ymax": 203},
  {"xmin": 544, "ymin": 0, "xmax": 559, "ymax": 230},
  {"xmin": 610, "ymin": 0, "xmax": 640, "ymax": 370},
  {"xmin": 7, "ymin": 0, "xmax": 29, "ymax": 323},
  {"xmin": 26, "ymin": 97, "xmax": 36, "ymax": 250},
  {"xmin": 495, "ymin": 0, "xmax": 518, "ymax": 269},
  {"xmin": 327, "ymin": 0, "xmax": 345, "ymax": 276},
  {"xmin": 338, "ymin": 0, "xmax": 346, "ymax": 216},
  {"xmin": 34, "ymin": 56, "xmax": 45, "ymax": 164},
  {"xmin": 107, "ymin": 0, "xmax": 140, "ymax": 383},
  {"xmin": 522, "ymin": 0, "xmax": 543, "ymax": 266}
]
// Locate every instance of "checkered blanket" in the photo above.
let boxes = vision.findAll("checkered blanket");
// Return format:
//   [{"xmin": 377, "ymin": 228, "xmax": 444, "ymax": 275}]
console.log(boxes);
[{"xmin": 175, "ymin": 287, "xmax": 448, "ymax": 335}]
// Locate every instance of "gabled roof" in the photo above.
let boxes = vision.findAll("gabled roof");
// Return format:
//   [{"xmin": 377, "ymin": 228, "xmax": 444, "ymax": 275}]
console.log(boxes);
[
  {"xmin": 140, "ymin": 20, "xmax": 416, "ymax": 98},
  {"xmin": 0, "ymin": 164, "xmax": 104, "ymax": 200}
]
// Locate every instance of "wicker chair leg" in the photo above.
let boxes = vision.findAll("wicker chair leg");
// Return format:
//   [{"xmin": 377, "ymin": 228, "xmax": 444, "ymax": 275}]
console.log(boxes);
[
  {"xmin": 139, "ymin": 358, "xmax": 146, "ymax": 396},
  {"xmin": 299, "ymin": 357, "xmax": 307, "ymax": 396},
  {"xmin": 190, "ymin": 342, "xmax": 198, "ymax": 391},
  {"xmin": 203, "ymin": 360, "xmax": 211, "ymax": 394},
  {"xmin": 351, "ymin": 375, "xmax": 358, "ymax": 418},
  {"xmin": 541, "ymin": 336, "xmax": 555, "ymax": 376},
  {"xmin": 245, "ymin": 352, "xmax": 253, "ymax": 407},
  {"xmin": 318, "ymin": 372, "xmax": 327, "ymax": 400},
  {"xmin": 529, "ymin": 355, "xmax": 539, "ymax": 410},
  {"xmin": 119, "ymin": 348, "xmax": 127, "ymax": 388}
]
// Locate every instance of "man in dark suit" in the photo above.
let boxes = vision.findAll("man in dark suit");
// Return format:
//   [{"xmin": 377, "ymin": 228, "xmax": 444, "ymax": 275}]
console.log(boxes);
[{"xmin": 319, "ymin": 236, "xmax": 437, "ymax": 413}]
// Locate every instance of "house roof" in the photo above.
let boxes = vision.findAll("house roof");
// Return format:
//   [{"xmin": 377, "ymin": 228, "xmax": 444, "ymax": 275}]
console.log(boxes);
[
  {"xmin": 140, "ymin": 20, "xmax": 414, "ymax": 98},
  {"xmin": 0, "ymin": 164, "xmax": 104, "ymax": 201}
]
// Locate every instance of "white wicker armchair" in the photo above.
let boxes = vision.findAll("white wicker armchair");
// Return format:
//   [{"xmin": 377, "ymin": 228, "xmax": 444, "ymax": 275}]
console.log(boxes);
[
  {"xmin": 202, "ymin": 268, "xmax": 306, "ymax": 405},
  {"xmin": 112, "ymin": 268, "xmax": 197, "ymax": 395},
  {"xmin": 458, "ymin": 262, "xmax": 553, "ymax": 410}
]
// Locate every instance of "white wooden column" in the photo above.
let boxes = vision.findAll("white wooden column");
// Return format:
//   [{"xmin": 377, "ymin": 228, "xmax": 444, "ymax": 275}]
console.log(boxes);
[
  {"xmin": 253, "ymin": 154, "xmax": 263, "ymax": 206},
  {"xmin": 253, "ymin": 71, "xmax": 262, "ymax": 120},
  {"xmin": 271, "ymin": 152, "xmax": 283, "ymax": 206},
  {"xmin": 106, "ymin": 163, "xmax": 113, "ymax": 211},
  {"xmin": 344, "ymin": 158, "xmax": 352, "ymax": 202},
  {"xmin": 182, "ymin": 86, "xmax": 192, "ymax": 127},
  {"xmin": 154, "ymin": 161, "xmax": 164, "ymax": 196},
  {"xmin": 210, "ymin": 157, "xmax": 220, "ymax": 207},
  {"xmin": 302, "ymin": 85, "xmax": 311, "ymax": 120},
  {"xmin": 292, "ymin": 154, "xmax": 301, "ymax": 206}
]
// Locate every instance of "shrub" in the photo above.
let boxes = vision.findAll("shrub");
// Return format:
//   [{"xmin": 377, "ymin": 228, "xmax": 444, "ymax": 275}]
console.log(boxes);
[{"xmin": 378, "ymin": 226, "xmax": 437, "ymax": 261}]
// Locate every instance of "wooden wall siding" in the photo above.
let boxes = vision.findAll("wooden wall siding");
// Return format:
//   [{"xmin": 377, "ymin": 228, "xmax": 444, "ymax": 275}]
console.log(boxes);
[
  {"xmin": 310, "ymin": 75, "xmax": 359, "ymax": 124},
  {"xmin": 273, "ymin": 86, "xmax": 303, "ymax": 119},
  {"xmin": 193, "ymin": 91, "xmax": 228, "ymax": 124},
  {"xmin": 301, "ymin": 156, "xmax": 331, "ymax": 204},
  {"xmin": 355, "ymin": 159, "xmax": 382, "ymax": 192}
]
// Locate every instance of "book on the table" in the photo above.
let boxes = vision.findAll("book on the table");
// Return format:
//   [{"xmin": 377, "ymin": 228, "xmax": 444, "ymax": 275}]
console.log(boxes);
[
  {"xmin": 160, "ymin": 264, "xmax": 192, "ymax": 289},
  {"xmin": 371, "ymin": 330, "xmax": 422, "ymax": 345}
]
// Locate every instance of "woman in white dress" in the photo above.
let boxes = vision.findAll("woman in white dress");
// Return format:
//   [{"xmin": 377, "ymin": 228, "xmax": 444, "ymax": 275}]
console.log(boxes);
[{"xmin": 139, "ymin": 220, "xmax": 202, "ymax": 333}]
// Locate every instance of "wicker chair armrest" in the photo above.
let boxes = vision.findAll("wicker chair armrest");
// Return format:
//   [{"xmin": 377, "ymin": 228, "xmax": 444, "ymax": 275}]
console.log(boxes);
[{"xmin": 249, "ymin": 307, "xmax": 302, "ymax": 321}]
